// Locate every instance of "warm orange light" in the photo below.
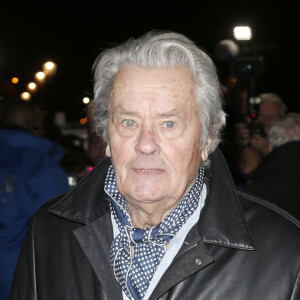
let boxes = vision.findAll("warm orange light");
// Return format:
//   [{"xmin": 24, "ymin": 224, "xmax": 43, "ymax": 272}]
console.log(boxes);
[
  {"xmin": 80, "ymin": 117, "xmax": 88, "ymax": 125},
  {"xmin": 27, "ymin": 82, "xmax": 37, "ymax": 91},
  {"xmin": 20, "ymin": 92, "xmax": 31, "ymax": 101},
  {"xmin": 11, "ymin": 77, "xmax": 19, "ymax": 84}
]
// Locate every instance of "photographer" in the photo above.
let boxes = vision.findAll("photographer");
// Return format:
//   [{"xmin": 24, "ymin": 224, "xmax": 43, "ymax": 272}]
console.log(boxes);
[
  {"xmin": 246, "ymin": 113, "xmax": 300, "ymax": 220},
  {"xmin": 235, "ymin": 93, "xmax": 287, "ymax": 155}
]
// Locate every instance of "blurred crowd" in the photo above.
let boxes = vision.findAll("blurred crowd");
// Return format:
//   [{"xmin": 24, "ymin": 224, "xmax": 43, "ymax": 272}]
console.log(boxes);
[
  {"xmin": 0, "ymin": 88, "xmax": 300, "ymax": 299},
  {"xmin": 0, "ymin": 99, "xmax": 107, "ymax": 300},
  {"xmin": 221, "ymin": 91, "xmax": 300, "ymax": 221}
]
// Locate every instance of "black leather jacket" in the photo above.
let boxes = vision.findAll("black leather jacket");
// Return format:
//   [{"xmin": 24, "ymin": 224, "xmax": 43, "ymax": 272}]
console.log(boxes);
[{"xmin": 10, "ymin": 149, "xmax": 300, "ymax": 299}]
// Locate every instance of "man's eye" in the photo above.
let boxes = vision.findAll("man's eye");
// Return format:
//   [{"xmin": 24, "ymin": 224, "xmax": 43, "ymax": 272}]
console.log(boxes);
[
  {"xmin": 164, "ymin": 121, "xmax": 175, "ymax": 129},
  {"xmin": 122, "ymin": 119, "xmax": 136, "ymax": 127}
]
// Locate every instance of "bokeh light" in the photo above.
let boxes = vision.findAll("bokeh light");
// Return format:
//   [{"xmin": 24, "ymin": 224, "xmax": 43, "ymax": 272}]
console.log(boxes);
[
  {"xmin": 80, "ymin": 117, "xmax": 88, "ymax": 125},
  {"xmin": 27, "ymin": 82, "xmax": 37, "ymax": 91},
  {"xmin": 20, "ymin": 92, "xmax": 31, "ymax": 101},
  {"xmin": 233, "ymin": 26, "xmax": 252, "ymax": 41},
  {"xmin": 11, "ymin": 77, "xmax": 19, "ymax": 84},
  {"xmin": 43, "ymin": 61, "xmax": 57, "ymax": 75},
  {"xmin": 35, "ymin": 71, "xmax": 46, "ymax": 81},
  {"xmin": 83, "ymin": 97, "xmax": 90, "ymax": 104},
  {"xmin": 44, "ymin": 61, "xmax": 55, "ymax": 71}
]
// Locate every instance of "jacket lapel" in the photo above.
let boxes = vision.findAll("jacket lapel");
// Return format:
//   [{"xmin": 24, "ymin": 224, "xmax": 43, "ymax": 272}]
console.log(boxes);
[
  {"xmin": 198, "ymin": 149, "xmax": 255, "ymax": 249},
  {"xmin": 149, "ymin": 225, "xmax": 214, "ymax": 300},
  {"xmin": 49, "ymin": 158, "xmax": 112, "ymax": 224},
  {"xmin": 149, "ymin": 149, "xmax": 255, "ymax": 299},
  {"xmin": 49, "ymin": 158, "xmax": 122, "ymax": 299},
  {"xmin": 73, "ymin": 209, "xmax": 122, "ymax": 299}
]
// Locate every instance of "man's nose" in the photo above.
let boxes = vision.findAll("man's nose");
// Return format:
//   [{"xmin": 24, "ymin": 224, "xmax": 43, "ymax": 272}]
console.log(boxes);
[{"xmin": 134, "ymin": 126, "xmax": 160, "ymax": 155}]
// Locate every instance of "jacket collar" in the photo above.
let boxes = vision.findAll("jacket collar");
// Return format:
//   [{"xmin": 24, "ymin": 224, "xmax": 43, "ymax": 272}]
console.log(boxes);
[
  {"xmin": 199, "ymin": 148, "xmax": 255, "ymax": 250},
  {"xmin": 49, "ymin": 158, "xmax": 112, "ymax": 223},
  {"xmin": 49, "ymin": 148, "xmax": 255, "ymax": 250}
]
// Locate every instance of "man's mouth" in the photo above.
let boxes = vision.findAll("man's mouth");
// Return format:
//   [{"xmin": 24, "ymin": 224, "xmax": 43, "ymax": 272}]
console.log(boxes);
[{"xmin": 133, "ymin": 168, "xmax": 164, "ymax": 174}]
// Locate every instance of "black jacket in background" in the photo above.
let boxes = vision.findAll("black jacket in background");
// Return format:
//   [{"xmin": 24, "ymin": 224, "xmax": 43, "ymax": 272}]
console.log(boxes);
[{"xmin": 246, "ymin": 141, "xmax": 300, "ymax": 220}]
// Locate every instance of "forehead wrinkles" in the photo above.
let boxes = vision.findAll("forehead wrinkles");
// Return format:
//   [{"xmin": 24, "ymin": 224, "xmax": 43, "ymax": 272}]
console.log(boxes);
[
  {"xmin": 112, "ymin": 65, "xmax": 194, "ymax": 90},
  {"xmin": 109, "ymin": 66, "xmax": 196, "ymax": 115}
]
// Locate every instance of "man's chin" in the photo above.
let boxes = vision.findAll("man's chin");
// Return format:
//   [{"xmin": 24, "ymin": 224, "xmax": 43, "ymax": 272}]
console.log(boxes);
[{"xmin": 126, "ymin": 186, "xmax": 166, "ymax": 205}]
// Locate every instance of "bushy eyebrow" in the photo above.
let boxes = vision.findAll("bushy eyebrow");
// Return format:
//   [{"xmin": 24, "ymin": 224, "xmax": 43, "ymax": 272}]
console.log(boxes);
[
  {"xmin": 157, "ymin": 108, "xmax": 184, "ymax": 119},
  {"xmin": 112, "ymin": 107, "xmax": 185, "ymax": 120},
  {"xmin": 117, "ymin": 111, "xmax": 138, "ymax": 117}
]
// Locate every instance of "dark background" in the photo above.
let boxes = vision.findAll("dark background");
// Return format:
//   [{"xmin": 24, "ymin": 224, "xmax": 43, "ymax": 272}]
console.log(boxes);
[{"xmin": 1, "ymin": 0, "xmax": 300, "ymax": 123}]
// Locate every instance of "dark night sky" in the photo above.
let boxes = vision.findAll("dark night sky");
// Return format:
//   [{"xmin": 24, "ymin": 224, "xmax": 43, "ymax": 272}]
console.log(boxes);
[{"xmin": 1, "ymin": 0, "xmax": 300, "ymax": 122}]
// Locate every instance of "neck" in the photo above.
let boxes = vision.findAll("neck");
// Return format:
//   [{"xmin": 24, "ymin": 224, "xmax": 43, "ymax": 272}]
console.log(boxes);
[
  {"xmin": 127, "ymin": 200, "xmax": 178, "ymax": 228},
  {"xmin": 126, "ymin": 175, "xmax": 199, "ymax": 228}
]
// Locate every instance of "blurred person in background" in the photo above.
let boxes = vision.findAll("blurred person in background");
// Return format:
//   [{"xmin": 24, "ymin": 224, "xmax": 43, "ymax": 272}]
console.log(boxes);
[
  {"xmin": 88, "ymin": 133, "xmax": 107, "ymax": 166},
  {"xmin": 246, "ymin": 113, "xmax": 300, "ymax": 220},
  {"xmin": 234, "ymin": 93, "xmax": 287, "ymax": 156},
  {"xmin": 59, "ymin": 134, "xmax": 92, "ymax": 188},
  {"xmin": 232, "ymin": 146, "xmax": 263, "ymax": 188},
  {"xmin": 0, "ymin": 99, "xmax": 69, "ymax": 300}
]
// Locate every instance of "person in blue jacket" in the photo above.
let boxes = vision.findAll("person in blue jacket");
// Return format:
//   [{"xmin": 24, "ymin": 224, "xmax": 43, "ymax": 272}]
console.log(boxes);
[{"xmin": 0, "ymin": 99, "xmax": 69, "ymax": 300}]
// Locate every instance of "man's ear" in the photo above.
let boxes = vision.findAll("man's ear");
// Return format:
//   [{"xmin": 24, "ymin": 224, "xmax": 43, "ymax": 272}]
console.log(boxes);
[
  {"xmin": 201, "ymin": 137, "xmax": 212, "ymax": 162},
  {"xmin": 106, "ymin": 144, "xmax": 111, "ymax": 157}
]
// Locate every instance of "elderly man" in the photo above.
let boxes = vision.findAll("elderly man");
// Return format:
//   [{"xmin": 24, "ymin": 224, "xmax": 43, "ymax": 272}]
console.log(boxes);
[
  {"xmin": 10, "ymin": 31, "xmax": 300, "ymax": 300},
  {"xmin": 257, "ymin": 93, "xmax": 287, "ymax": 133}
]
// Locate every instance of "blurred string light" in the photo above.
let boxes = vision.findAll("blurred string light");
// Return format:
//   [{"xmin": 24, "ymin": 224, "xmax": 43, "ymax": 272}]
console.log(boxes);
[
  {"xmin": 11, "ymin": 77, "xmax": 19, "ymax": 84},
  {"xmin": 20, "ymin": 92, "xmax": 31, "ymax": 101},
  {"xmin": 44, "ymin": 61, "xmax": 55, "ymax": 71},
  {"xmin": 233, "ymin": 26, "xmax": 252, "ymax": 41},
  {"xmin": 35, "ymin": 71, "xmax": 46, "ymax": 81},
  {"xmin": 43, "ymin": 61, "xmax": 57, "ymax": 75},
  {"xmin": 27, "ymin": 82, "xmax": 37, "ymax": 91},
  {"xmin": 11, "ymin": 61, "xmax": 57, "ymax": 102},
  {"xmin": 83, "ymin": 97, "xmax": 90, "ymax": 104}
]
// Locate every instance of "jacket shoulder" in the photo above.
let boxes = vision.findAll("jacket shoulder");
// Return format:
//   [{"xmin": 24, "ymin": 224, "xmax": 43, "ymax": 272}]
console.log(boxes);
[
  {"xmin": 237, "ymin": 188, "xmax": 300, "ymax": 232},
  {"xmin": 33, "ymin": 193, "xmax": 68, "ymax": 220}
]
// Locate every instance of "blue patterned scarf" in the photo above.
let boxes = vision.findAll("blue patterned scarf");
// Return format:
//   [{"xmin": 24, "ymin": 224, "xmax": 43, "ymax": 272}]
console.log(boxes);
[{"xmin": 104, "ymin": 165, "xmax": 205, "ymax": 300}]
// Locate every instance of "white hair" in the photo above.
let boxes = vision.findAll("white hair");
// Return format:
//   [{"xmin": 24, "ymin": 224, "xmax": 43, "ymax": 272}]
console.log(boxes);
[
  {"xmin": 92, "ymin": 31, "xmax": 226, "ymax": 155},
  {"xmin": 268, "ymin": 113, "xmax": 300, "ymax": 148},
  {"xmin": 259, "ymin": 93, "xmax": 287, "ymax": 115}
]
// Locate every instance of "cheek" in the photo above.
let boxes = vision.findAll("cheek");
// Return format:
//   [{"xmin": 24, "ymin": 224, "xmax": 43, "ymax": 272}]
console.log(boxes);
[
  {"xmin": 186, "ymin": 138, "xmax": 202, "ymax": 174},
  {"xmin": 109, "ymin": 138, "xmax": 135, "ymax": 169},
  {"xmin": 190, "ymin": 139, "xmax": 202, "ymax": 162},
  {"xmin": 164, "ymin": 141, "xmax": 194, "ymax": 173}
]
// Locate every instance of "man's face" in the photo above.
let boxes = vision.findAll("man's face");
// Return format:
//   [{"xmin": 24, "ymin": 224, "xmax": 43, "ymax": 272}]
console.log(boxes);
[
  {"xmin": 258, "ymin": 101, "xmax": 281, "ymax": 133},
  {"xmin": 106, "ymin": 65, "xmax": 211, "ymax": 212}
]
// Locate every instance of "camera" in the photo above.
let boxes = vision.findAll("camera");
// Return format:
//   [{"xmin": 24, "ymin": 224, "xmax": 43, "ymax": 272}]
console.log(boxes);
[
  {"xmin": 248, "ymin": 118, "xmax": 266, "ymax": 137},
  {"xmin": 230, "ymin": 56, "xmax": 264, "ymax": 79},
  {"xmin": 247, "ymin": 96, "xmax": 266, "ymax": 138}
]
